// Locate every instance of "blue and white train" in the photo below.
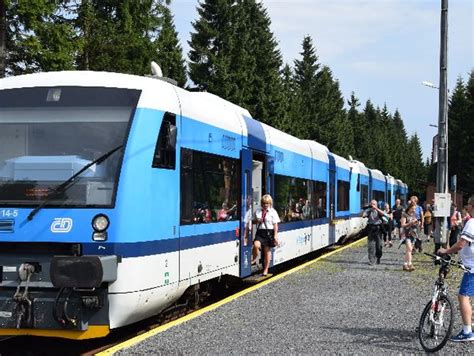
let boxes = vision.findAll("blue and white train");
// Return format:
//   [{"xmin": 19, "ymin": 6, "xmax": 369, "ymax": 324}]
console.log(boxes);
[{"xmin": 0, "ymin": 71, "xmax": 408, "ymax": 339}]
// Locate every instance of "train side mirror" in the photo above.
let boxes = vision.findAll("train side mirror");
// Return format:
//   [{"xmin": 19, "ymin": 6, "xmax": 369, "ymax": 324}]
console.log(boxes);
[{"xmin": 167, "ymin": 124, "xmax": 177, "ymax": 150}]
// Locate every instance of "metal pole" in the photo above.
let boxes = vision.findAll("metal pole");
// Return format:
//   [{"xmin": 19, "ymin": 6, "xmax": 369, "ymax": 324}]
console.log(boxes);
[{"xmin": 434, "ymin": 0, "xmax": 449, "ymax": 247}]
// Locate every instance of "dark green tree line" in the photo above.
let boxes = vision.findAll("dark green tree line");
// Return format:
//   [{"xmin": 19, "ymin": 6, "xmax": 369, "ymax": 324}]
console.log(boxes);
[
  {"xmin": 188, "ymin": 0, "xmax": 284, "ymax": 125},
  {"xmin": 2, "ymin": 0, "xmax": 187, "ymax": 84},
  {"xmin": 445, "ymin": 71, "xmax": 474, "ymax": 197}
]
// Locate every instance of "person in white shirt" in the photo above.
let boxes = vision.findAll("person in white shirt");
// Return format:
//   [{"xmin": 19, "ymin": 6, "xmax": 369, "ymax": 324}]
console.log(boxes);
[
  {"xmin": 252, "ymin": 194, "xmax": 280, "ymax": 276},
  {"xmin": 438, "ymin": 195, "xmax": 474, "ymax": 342}
]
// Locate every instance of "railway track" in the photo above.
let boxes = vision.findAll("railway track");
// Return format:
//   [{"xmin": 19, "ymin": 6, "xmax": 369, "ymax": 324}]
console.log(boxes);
[{"xmin": 0, "ymin": 237, "xmax": 364, "ymax": 355}]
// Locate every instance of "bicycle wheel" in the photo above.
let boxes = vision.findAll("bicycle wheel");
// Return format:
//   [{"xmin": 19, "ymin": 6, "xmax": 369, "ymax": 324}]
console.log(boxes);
[{"xmin": 418, "ymin": 295, "xmax": 454, "ymax": 353}]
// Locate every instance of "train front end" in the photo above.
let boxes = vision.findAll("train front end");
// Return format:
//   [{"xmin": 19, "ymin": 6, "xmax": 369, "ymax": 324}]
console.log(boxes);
[{"xmin": 0, "ymin": 78, "xmax": 139, "ymax": 339}]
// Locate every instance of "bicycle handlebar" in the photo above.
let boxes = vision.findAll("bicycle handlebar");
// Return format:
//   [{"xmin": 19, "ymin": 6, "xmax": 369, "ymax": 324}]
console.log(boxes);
[{"xmin": 424, "ymin": 252, "xmax": 471, "ymax": 272}]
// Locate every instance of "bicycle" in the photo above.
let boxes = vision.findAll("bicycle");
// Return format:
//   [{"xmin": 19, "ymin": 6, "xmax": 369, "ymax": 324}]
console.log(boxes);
[{"xmin": 417, "ymin": 252, "xmax": 471, "ymax": 352}]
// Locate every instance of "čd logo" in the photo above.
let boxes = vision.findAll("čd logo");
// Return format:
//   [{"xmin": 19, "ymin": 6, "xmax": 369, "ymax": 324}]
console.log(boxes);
[{"xmin": 50, "ymin": 218, "xmax": 73, "ymax": 233}]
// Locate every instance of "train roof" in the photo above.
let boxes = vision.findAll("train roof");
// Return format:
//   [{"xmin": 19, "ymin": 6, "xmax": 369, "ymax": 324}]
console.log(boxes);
[
  {"xmin": 395, "ymin": 179, "xmax": 408, "ymax": 189},
  {"xmin": 386, "ymin": 175, "xmax": 397, "ymax": 185},
  {"xmin": 0, "ymin": 70, "xmax": 182, "ymax": 114},
  {"xmin": 178, "ymin": 90, "xmax": 249, "ymax": 136},
  {"xmin": 348, "ymin": 159, "xmax": 369, "ymax": 176},
  {"xmin": 369, "ymin": 168, "xmax": 385, "ymax": 181},
  {"xmin": 329, "ymin": 152, "xmax": 350, "ymax": 171}
]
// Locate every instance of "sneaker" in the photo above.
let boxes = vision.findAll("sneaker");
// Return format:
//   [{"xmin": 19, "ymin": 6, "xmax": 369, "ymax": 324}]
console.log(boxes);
[
  {"xmin": 450, "ymin": 330, "xmax": 474, "ymax": 342},
  {"xmin": 403, "ymin": 265, "xmax": 409, "ymax": 271},
  {"xmin": 376, "ymin": 258, "xmax": 381, "ymax": 265},
  {"xmin": 408, "ymin": 265, "xmax": 415, "ymax": 272}
]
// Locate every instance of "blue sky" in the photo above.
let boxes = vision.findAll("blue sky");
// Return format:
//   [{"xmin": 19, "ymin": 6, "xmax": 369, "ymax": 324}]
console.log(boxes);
[{"xmin": 170, "ymin": 0, "xmax": 473, "ymax": 160}]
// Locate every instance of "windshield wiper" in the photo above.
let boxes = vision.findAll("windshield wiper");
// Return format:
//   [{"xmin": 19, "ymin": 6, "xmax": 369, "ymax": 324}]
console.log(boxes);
[{"xmin": 27, "ymin": 145, "xmax": 124, "ymax": 221}]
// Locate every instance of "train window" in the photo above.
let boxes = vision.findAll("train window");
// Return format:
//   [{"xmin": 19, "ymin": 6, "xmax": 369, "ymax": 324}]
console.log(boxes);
[
  {"xmin": 372, "ymin": 190, "xmax": 385, "ymax": 207},
  {"xmin": 337, "ymin": 180, "xmax": 350, "ymax": 211},
  {"xmin": 274, "ymin": 175, "xmax": 312, "ymax": 222},
  {"xmin": 360, "ymin": 184, "xmax": 369, "ymax": 208},
  {"xmin": 312, "ymin": 181, "xmax": 327, "ymax": 219},
  {"xmin": 180, "ymin": 148, "xmax": 240, "ymax": 225},
  {"xmin": 152, "ymin": 112, "xmax": 177, "ymax": 169}
]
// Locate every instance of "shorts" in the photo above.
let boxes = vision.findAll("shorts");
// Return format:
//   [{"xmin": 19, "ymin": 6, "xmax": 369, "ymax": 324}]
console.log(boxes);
[
  {"xmin": 459, "ymin": 272, "xmax": 474, "ymax": 297},
  {"xmin": 255, "ymin": 229, "xmax": 275, "ymax": 248}
]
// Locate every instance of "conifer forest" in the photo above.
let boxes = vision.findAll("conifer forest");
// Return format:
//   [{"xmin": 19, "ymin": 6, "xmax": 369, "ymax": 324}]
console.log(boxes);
[{"xmin": 0, "ymin": 0, "xmax": 472, "ymax": 198}]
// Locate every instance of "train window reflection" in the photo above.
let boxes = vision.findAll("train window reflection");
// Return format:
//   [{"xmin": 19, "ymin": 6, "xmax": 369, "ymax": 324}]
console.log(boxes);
[{"xmin": 180, "ymin": 148, "xmax": 240, "ymax": 225}]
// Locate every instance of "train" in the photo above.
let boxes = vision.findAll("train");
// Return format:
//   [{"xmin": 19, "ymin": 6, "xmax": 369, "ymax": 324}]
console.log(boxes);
[{"xmin": 0, "ymin": 69, "xmax": 408, "ymax": 339}]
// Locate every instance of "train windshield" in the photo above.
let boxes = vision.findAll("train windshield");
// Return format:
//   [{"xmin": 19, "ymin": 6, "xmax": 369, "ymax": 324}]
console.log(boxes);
[{"xmin": 0, "ymin": 86, "xmax": 140, "ymax": 207}]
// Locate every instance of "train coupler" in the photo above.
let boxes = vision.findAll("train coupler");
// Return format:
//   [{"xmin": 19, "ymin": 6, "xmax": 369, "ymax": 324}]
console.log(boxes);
[{"xmin": 12, "ymin": 263, "xmax": 37, "ymax": 328}]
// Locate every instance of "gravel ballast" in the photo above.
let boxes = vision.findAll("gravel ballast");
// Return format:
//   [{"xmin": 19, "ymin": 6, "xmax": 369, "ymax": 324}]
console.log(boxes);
[{"xmin": 117, "ymin": 238, "xmax": 472, "ymax": 355}]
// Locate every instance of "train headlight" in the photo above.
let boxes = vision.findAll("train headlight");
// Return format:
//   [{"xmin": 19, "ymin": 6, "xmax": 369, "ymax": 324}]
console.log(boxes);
[{"xmin": 92, "ymin": 214, "xmax": 109, "ymax": 232}]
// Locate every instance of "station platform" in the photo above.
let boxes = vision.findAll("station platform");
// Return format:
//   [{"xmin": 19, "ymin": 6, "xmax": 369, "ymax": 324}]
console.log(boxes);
[{"xmin": 110, "ymin": 238, "xmax": 472, "ymax": 354}]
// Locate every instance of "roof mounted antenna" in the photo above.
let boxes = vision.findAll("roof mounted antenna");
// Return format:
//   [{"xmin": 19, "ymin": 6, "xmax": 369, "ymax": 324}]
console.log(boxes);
[
  {"xmin": 151, "ymin": 61, "xmax": 163, "ymax": 77},
  {"xmin": 148, "ymin": 61, "xmax": 178, "ymax": 86}
]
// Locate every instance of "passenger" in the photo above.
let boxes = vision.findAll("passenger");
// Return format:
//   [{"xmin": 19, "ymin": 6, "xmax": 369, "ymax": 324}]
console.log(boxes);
[
  {"xmin": 217, "ymin": 202, "xmax": 229, "ymax": 221},
  {"xmin": 391, "ymin": 198, "xmax": 404, "ymax": 240},
  {"xmin": 302, "ymin": 199, "xmax": 312, "ymax": 220},
  {"xmin": 381, "ymin": 203, "xmax": 393, "ymax": 247},
  {"xmin": 449, "ymin": 203, "xmax": 463, "ymax": 248},
  {"xmin": 462, "ymin": 206, "xmax": 471, "ymax": 227},
  {"xmin": 295, "ymin": 198, "xmax": 304, "ymax": 219},
  {"xmin": 362, "ymin": 199, "xmax": 387, "ymax": 265},
  {"xmin": 437, "ymin": 195, "xmax": 474, "ymax": 342},
  {"xmin": 410, "ymin": 196, "xmax": 424, "ymax": 252},
  {"xmin": 217, "ymin": 202, "xmax": 237, "ymax": 221},
  {"xmin": 252, "ymin": 194, "xmax": 280, "ymax": 276},
  {"xmin": 315, "ymin": 198, "xmax": 324, "ymax": 218},
  {"xmin": 400, "ymin": 203, "xmax": 418, "ymax": 271},
  {"xmin": 423, "ymin": 204, "xmax": 433, "ymax": 242}
]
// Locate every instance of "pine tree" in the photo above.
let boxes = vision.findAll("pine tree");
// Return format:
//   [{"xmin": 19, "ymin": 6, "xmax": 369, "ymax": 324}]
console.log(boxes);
[
  {"xmin": 155, "ymin": 6, "xmax": 187, "ymax": 87},
  {"xmin": 0, "ymin": 0, "xmax": 6, "ymax": 77},
  {"xmin": 348, "ymin": 92, "xmax": 368, "ymax": 162},
  {"xmin": 188, "ymin": 0, "xmax": 283, "ymax": 125},
  {"xmin": 76, "ymin": 0, "xmax": 169, "ymax": 75},
  {"xmin": 293, "ymin": 35, "xmax": 319, "ymax": 140},
  {"xmin": 279, "ymin": 63, "xmax": 299, "ymax": 135},
  {"xmin": 243, "ymin": 0, "xmax": 284, "ymax": 126},
  {"xmin": 405, "ymin": 133, "xmax": 425, "ymax": 194},
  {"xmin": 391, "ymin": 109, "xmax": 408, "ymax": 179},
  {"xmin": 362, "ymin": 100, "xmax": 378, "ymax": 167},
  {"xmin": 460, "ymin": 70, "xmax": 474, "ymax": 195},
  {"xmin": 316, "ymin": 66, "xmax": 352, "ymax": 158},
  {"xmin": 6, "ymin": 0, "xmax": 76, "ymax": 75},
  {"xmin": 188, "ymin": 0, "xmax": 235, "ymax": 96},
  {"xmin": 376, "ymin": 103, "xmax": 392, "ymax": 173},
  {"xmin": 448, "ymin": 76, "xmax": 469, "ymax": 194}
]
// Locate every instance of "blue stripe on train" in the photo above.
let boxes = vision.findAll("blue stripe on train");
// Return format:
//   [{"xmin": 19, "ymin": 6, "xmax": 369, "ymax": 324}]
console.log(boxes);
[{"xmin": 82, "ymin": 215, "xmax": 361, "ymax": 258}]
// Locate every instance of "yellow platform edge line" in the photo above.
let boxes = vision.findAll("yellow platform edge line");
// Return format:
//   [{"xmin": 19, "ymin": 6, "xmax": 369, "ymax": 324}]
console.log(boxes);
[
  {"xmin": 98, "ymin": 237, "xmax": 367, "ymax": 355},
  {"xmin": 0, "ymin": 325, "xmax": 109, "ymax": 340}
]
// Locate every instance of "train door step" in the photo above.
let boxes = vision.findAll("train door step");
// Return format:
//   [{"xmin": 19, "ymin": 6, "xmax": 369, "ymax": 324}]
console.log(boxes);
[{"xmin": 243, "ymin": 273, "xmax": 273, "ymax": 284}]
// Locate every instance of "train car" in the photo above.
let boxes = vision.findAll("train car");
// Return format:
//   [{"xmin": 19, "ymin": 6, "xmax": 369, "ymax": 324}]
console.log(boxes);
[
  {"xmin": 394, "ymin": 179, "xmax": 408, "ymax": 206},
  {"xmin": 0, "ymin": 70, "xmax": 407, "ymax": 339},
  {"xmin": 347, "ymin": 159, "xmax": 370, "ymax": 238},
  {"xmin": 369, "ymin": 169, "xmax": 387, "ymax": 208}
]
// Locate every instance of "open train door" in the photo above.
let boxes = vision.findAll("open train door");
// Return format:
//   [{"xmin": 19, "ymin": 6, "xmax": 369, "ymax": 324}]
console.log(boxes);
[
  {"xmin": 328, "ymin": 153, "xmax": 337, "ymax": 244},
  {"xmin": 240, "ymin": 149, "xmax": 253, "ymax": 277},
  {"xmin": 240, "ymin": 149, "xmax": 267, "ymax": 277}
]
